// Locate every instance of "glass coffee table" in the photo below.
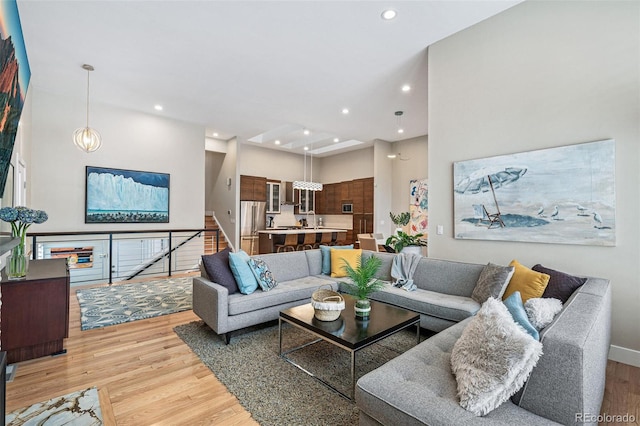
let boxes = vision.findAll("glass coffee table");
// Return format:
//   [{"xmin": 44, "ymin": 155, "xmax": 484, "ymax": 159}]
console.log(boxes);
[{"xmin": 279, "ymin": 294, "xmax": 420, "ymax": 400}]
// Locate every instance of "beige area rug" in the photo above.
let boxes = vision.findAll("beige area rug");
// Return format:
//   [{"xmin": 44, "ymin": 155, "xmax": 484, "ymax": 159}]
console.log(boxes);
[{"xmin": 6, "ymin": 387, "xmax": 103, "ymax": 425}]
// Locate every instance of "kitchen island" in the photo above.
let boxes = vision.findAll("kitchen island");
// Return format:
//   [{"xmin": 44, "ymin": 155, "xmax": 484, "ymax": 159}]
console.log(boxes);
[{"xmin": 258, "ymin": 228, "xmax": 347, "ymax": 254}]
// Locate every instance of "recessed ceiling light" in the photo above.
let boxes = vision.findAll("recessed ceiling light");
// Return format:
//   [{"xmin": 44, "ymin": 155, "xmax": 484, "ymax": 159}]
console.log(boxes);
[
  {"xmin": 213, "ymin": 132, "xmax": 219, "ymax": 137},
  {"xmin": 397, "ymin": 128, "xmax": 404, "ymax": 134},
  {"xmin": 275, "ymin": 140, "xmax": 281, "ymax": 145},
  {"xmin": 381, "ymin": 9, "xmax": 397, "ymax": 20},
  {"xmin": 154, "ymin": 105, "xmax": 163, "ymax": 111},
  {"xmin": 342, "ymin": 108, "xmax": 349, "ymax": 115},
  {"xmin": 303, "ymin": 129, "xmax": 310, "ymax": 135},
  {"xmin": 333, "ymin": 138, "xmax": 339, "ymax": 143},
  {"xmin": 303, "ymin": 146, "xmax": 309, "ymax": 151},
  {"xmin": 402, "ymin": 84, "xmax": 411, "ymax": 92}
]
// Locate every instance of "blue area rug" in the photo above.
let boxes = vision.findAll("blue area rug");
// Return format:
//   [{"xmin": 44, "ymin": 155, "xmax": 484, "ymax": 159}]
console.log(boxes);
[
  {"xmin": 6, "ymin": 387, "xmax": 103, "ymax": 425},
  {"xmin": 77, "ymin": 277, "xmax": 192, "ymax": 331}
]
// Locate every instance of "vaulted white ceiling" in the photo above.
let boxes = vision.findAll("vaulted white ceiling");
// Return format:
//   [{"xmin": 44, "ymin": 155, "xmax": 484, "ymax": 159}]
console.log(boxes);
[{"xmin": 18, "ymin": 1, "xmax": 520, "ymax": 156}]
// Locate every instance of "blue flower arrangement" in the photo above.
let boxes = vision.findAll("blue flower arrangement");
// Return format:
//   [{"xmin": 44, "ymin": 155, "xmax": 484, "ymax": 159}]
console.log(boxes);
[{"xmin": 0, "ymin": 206, "xmax": 48, "ymax": 279}]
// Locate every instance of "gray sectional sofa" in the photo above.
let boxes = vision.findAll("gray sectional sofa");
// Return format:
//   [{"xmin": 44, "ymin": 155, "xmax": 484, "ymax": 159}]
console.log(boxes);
[{"xmin": 192, "ymin": 248, "xmax": 611, "ymax": 425}]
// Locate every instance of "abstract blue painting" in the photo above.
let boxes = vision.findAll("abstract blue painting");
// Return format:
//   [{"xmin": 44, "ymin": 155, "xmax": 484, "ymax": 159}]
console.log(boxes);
[
  {"xmin": 85, "ymin": 166, "xmax": 170, "ymax": 223},
  {"xmin": 453, "ymin": 139, "xmax": 615, "ymax": 246}
]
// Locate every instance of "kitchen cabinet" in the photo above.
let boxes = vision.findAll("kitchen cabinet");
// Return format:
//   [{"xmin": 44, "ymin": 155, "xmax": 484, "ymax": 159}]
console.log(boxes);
[
  {"xmin": 353, "ymin": 213, "xmax": 374, "ymax": 236},
  {"xmin": 1, "ymin": 258, "xmax": 70, "ymax": 364},
  {"xmin": 240, "ymin": 175, "xmax": 267, "ymax": 201},
  {"xmin": 298, "ymin": 189, "xmax": 315, "ymax": 213},
  {"xmin": 341, "ymin": 181, "xmax": 352, "ymax": 201},
  {"xmin": 315, "ymin": 185, "xmax": 326, "ymax": 214},
  {"xmin": 352, "ymin": 177, "xmax": 373, "ymax": 214},
  {"xmin": 266, "ymin": 181, "xmax": 281, "ymax": 213}
]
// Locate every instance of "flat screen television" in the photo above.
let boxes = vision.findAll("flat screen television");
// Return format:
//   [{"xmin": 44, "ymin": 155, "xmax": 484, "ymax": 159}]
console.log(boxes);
[{"xmin": 85, "ymin": 166, "xmax": 170, "ymax": 224}]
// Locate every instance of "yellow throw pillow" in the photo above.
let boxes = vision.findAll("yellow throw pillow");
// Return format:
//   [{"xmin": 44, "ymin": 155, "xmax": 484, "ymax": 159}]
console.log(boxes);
[
  {"xmin": 330, "ymin": 248, "xmax": 362, "ymax": 278},
  {"xmin": 502, "ymin": 260, "xmax": 550, "ymax": 303}
]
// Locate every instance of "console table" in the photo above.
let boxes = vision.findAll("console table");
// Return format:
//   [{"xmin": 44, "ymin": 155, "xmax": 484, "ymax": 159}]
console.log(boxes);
[{"xmin": 1, "ymin": 258, "xmax": 70, "ymax": 364}]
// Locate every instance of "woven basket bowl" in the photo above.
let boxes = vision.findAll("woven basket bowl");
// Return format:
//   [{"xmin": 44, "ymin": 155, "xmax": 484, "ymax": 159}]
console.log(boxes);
[{"xmin": 311, "ymin": 286, "xmax": 345, "ymax": 321}]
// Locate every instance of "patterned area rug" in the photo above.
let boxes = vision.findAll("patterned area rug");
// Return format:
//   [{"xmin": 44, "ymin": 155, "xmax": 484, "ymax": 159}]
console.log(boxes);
[
  {"xmin": 77, "ymin": 277, "xmax": 192, "ymax": 330},
  {"xmin": 6, "ymin": 387, "xmax": 103, "ymax": 425},
  {"xmin": 174, "ymin": 320, "xmax": 429, "ymax": 426}
]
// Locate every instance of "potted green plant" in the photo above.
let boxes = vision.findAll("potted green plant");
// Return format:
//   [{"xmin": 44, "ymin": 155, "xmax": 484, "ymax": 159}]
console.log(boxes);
[
  {"xmin": 339, "ymin": 256, "xmax": 385, "ymax": 318},
  {"xmin": 385, "ymin": 230, "xmax": 427, "ymax": 255},
  {"xmin": 389, "ymin": 212, "xmax": 410, "ymax": 233}
]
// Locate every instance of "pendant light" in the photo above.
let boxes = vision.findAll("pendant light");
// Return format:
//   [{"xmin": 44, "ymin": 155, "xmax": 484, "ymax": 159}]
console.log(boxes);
[
  {"xmin": 395, "ymin": 110, "xmax": 404, "ymax": 134},
  {"xmin": 73, "ymin": 64, "xmax": 102, "ymax": 153},
  {"xmin": 293, "ymin": 145, "xmax": 323, "ymax": 191}
]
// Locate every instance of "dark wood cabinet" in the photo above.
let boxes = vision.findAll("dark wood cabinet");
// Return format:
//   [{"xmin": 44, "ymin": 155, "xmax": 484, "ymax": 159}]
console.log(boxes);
[
  {"xmin": 1, "ymin": 258, "xmax": 70, "ymax": 364},
  {"xmin": 352, "ymin": 177, "xmax": 373, "ymax": 214},
  {"xmin": 240, "ymin": 175, "xmax": 267, "ymax": 201},
  {"xmin": 353, "ymin": 213, "xmax": 374, "ymax": 235}
]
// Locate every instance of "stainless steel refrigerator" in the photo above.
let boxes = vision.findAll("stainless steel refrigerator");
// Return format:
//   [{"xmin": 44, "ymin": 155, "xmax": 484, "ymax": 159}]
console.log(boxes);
[{"xmin": 240, "ymin": 201, "xmax": 266, "ymax": 255}]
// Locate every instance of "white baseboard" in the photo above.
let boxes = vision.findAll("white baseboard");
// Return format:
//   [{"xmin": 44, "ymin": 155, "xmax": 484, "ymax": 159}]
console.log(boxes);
[{"xmin": 608, "ymin": 345, "xmax": 640, "ymax": 368}]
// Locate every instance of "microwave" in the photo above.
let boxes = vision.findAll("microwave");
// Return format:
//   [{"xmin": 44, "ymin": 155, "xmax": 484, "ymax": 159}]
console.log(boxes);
[{"xmin": 342, "ymin": 203, "xmax": 353, "ymax": 214}]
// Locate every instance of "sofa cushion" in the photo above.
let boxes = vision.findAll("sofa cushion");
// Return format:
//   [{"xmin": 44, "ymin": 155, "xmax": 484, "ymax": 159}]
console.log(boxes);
[
  {"xmin": 228, "ymin": 276, "xmax": 338, "ymax": 316},
  {"xmin": 229, "ymin": 250, "xmax": 259, "ymax": 295},
  {"xmin": 304, "ymin": 249, "xmax": 323, "ymax": 276},
  {"xmin": 370, "ymin": 285, "xmax": 480, "ymax": 323},
  {"xmin": 248, "ymin": 258, "xmax": 278, "ymax": 291},
  {"xmin": 533, "ymin": 264, "xmax": 587, "ymax": 303},
  {"xmin": 451, "ymin": 298, "xmax": 543, "ymax": 416},
  {"xmin": 330, "ymin": 248, "xmax": 362, "ymax": 278},
  {"xmin": 503, "ymin": 292, "xmax": 539, "ymax": 340},
  {"xmin": 320, "ymin": 244, "xmax": 353, "ymax": 275},
  {"xmin": 412, "ymin": 258, "xmax": 484, "ymax": 297},
  {"xmin": 256, "ymin": 251, "xmax": 311, "ymax": 282},
  {"xmin": 503, "ymin": 260, "xmax": 550, "ymax": 303},
  {"xmin": 471, "ymin": 262, "xmax": 515, "ymax": 303},
  {"xmin": 201, "ymin": 248, "xmax": 238, "ymax": 294}
]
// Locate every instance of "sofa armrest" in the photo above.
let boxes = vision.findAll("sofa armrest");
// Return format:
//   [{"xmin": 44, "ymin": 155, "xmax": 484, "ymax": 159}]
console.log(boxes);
[
  {"xmin": 192, "ymin": 276, "xmax": 229, "ymax": 335},
  {"xmin": 515, "ymin": 277, "xmax": 611, "ymax": 425}
]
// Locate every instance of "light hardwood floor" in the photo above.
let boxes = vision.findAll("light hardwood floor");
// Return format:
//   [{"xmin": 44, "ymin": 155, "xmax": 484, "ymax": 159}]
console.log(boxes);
[{"xmin": 5, "ymin": 278, "xmax": 639, "ymax": 425}]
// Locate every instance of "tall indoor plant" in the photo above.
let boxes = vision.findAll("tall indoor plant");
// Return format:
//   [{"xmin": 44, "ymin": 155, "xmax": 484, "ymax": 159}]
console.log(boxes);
[
  {"xmin": 0, "ymin": 206, "xmax": 48, "ymax": 279},
  {"xmin": 340, "ymin": 256, "xmax": 385, "ymax": 318}
]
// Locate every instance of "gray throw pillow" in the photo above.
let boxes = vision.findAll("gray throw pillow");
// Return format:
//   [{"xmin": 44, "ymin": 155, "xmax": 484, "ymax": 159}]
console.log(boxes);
[
  {"xmin": 525, "ymin": 297, "xmax": 563, "ymax": 330},
  {"xmin": 471, "ymin": 263, "xmax": 515, "ymax": 303},
  {"xmin": 201, "ymin": 248, "xmax": 239, "ymax": 294},
  {"xmin": 451, "ymin": 298, "xmax": 543, "ymax": 416}
]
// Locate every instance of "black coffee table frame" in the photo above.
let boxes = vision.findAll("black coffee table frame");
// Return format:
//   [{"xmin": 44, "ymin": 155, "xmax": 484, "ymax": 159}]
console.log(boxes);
[{"xmin": 279, "ymin": 294, "xmax": 420, "ymax": 400}]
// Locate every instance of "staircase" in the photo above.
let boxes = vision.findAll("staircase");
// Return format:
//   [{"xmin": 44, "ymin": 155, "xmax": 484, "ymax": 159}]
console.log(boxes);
[{"xmin": 204, "ymin": 215, "xmax": 227, "ymax": 254}]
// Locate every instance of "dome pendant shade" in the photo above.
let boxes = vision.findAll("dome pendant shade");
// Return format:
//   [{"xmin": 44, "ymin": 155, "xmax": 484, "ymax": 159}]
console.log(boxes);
[
  {"xmin": 73, "ymin": 64, "xmax": 101, "ymax": 153},
  {"xmin": 73, "ymin": 127, "xmax": 102, "ymax": 153}
]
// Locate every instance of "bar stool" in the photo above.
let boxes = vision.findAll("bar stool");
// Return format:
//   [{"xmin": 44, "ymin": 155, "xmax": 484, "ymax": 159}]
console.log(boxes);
[
  {"xmin": 314, "ymin": 232, "xmax": 332, "ymax": 248},
  {"xmin": 275, "ymin": 234, "xmax": 298, "ymax": 252},
  {"xmin": 297, "ymin": 232, "xmax": 317, "ymax": 251}
]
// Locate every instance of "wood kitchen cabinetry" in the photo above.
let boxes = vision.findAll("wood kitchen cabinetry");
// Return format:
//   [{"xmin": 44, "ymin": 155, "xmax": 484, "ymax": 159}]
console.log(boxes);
[
  {"xmin": 240, "ymin": 175, "xmax": 267, "ymax": 201},
  {"xmin": 266, "ymin": 181, "xmax": 281, "ymax": 213},
  {"xmin": 1, "ymin": 258, "xmax": 70, "ymax": 364}
]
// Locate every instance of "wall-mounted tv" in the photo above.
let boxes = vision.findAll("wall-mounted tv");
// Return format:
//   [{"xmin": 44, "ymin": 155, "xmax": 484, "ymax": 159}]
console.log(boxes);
[
  {"xmin": 0, "ymin": 0, "xmax": 31, "ymax": 199},
  {"xmin": 85, "ymin": 166, "xmax": 170, "ymax": 224}
]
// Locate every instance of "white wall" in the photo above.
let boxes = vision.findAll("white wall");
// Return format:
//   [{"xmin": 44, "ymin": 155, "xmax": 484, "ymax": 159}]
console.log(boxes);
[
  {"xmin": 29, "ymin": 88, "xmax": 205, "ymax": 232},
  {"xmin": 389, "ymin": 135, "xmax": 429, "ymax": 219},
  {"xmin": 428, "ymin": 1, "xmax": 640, "ymax": 364},
  {"xmin": 238, "ymin": 142, "xmax": 305, "ymax": 182},
  {"xmin": 316, "ymin": 147, "xmax": 374, "ymax": 183},
  {"xmin": 210, "ymin": 138, "xmax": 238, "ymax": 250}
]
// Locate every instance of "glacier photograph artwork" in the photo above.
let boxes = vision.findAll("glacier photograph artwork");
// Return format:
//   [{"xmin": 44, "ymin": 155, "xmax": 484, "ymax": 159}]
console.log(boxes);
[{"xmin": 85, "ymin": 166, "xmax": 169, "ymax": 223}]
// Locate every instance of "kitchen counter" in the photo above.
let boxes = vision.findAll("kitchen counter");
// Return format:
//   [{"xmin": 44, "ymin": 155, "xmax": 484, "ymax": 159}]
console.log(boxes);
[
  {"xmin": 259, "ymin": 228, "xmax": 347, "ymax": 234},
  {"xmin": 258, "ymin": 228, "xmax": 348, "ymax": 253}
]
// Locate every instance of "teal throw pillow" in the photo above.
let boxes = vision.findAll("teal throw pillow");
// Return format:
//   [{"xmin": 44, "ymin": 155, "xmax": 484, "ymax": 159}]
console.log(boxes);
[
  {"xmin": 248, "ymin": 258, "xmax": 278, "ymax": 291},
  {"xmin": 320, "ymin": 244, "xmax": 354, "ymax": 275},
  {"xmin": 228, "ymin": 250, "xmax": 259, "ymax": 295},
  {"xmin": 503, "ymin": 291, "xmax": 539, "ymax": 340}
]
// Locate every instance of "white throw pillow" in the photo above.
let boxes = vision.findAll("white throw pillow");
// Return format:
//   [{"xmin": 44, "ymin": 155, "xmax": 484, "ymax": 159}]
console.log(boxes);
[
  {"xmin": 450, "ymin": 298, "xmax": 543, "ymax": 416},
  {"xmin": 525, "ymin": 297, "xmax": 563, "ymax": 331}
]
